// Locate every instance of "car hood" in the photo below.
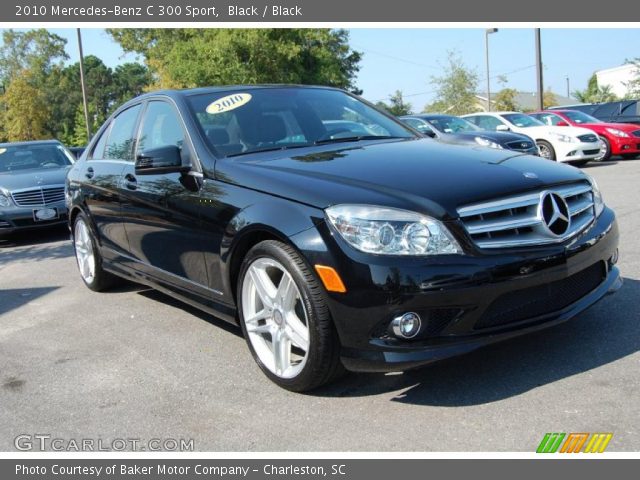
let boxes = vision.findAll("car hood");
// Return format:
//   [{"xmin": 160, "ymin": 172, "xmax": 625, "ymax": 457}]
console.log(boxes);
[
  {"xmin": 577, "ymin": 121, "xmax": 640, "ymax": 133},
  {"xmin": 217, "ymin": 138, "xmax": 588, "ymax": 219},
  {"xmin": 0, "ymin": 167, "xmax": 70, "ymax": 191},
  {"xmin": 515, "ymin": 125, "xmax": 595, "ymax": 139}
]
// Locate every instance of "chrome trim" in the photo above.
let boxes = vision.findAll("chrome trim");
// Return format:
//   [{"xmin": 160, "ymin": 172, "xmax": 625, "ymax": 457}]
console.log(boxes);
[
  {"xmin": 458, "ymin": 182, "xmax": 595, "ymax": 249},
  {"xmin": 10, "ymin": 184, "xmax": 66, "ymax": 207}
]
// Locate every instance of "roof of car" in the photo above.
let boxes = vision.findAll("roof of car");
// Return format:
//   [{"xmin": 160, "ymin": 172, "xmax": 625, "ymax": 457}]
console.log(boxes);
[
  {"xmin": 0, "ymin": 139, "xmax": 61, "ymax": 148},
  {"xmin": 134, "ymin": 84, "xmax": 343, "ymax": 101}
]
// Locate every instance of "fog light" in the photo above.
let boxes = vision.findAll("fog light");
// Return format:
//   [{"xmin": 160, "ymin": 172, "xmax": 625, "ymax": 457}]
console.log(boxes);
[
  {"xmin": 391, "ymin": 312, "xmax": 422, "ymax": 339},
  {"xmin": 622, "ymin": 145, "xmax": 630, "ymax": 150}
]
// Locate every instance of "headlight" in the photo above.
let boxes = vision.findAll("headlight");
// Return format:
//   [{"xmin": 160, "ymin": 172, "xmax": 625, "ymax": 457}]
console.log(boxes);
[
  {"xmin": 474, "ymin": 137, "xmax": 503, "ymax": 149},
  {"xmin": 586, "ymin": 175, "xmax": 604, "ymax": 217},
  {"xmin": 605, "ymin": 127, "xmax": 629, "ymax": 138},
  {"xmin": 549, "ymin": 132, "xmax": 575, "ymax": 143},
  {"xmin": 0, "ymin": 191, "xmax": 12, "ymax": 208},
  {"xmin": 325, "ymin": 205, "xmax": 462, "ymax": 255}
]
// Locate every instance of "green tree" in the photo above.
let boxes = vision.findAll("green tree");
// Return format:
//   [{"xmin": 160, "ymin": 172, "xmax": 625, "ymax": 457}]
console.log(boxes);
[
  {"xmin": 107, "ymin": 29, "xmax": 361, "ymax": 91},
  {"xmin": 573, "ymin": 73, "xmax": 619, "ymax": 103},
  {"xmin": 493, "ymin": 88, "xmax": 519, "ymax": 111},
  {"xmin": 424, "ymin": 51, "xmax": 479, "ymax": 115},
  {"xmin": 112, "ymin": 63, "xmax": 152, "ymax": 105},
  {"xmin": 0, "ymin": 69, "xmax": 51, "ymax": 141},
  {"xmin": 543, "ymin": 88, "xmax": 558, "ymax": 109},
  {"xmin": 376, "ymin": 90, "xmax": 412, "ymax": 116}
]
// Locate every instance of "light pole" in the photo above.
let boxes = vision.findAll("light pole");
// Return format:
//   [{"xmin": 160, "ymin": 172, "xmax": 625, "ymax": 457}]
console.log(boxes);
[
  {"xmin": 77, "ymin": 28, "xmax": 91, "ymax": 142},
  {"xmin": 485, "ymin": 28, "xmax": 498, "ymax": 111},
  {"xmin": 535, "ymin": 28, "xmax": 544, "ymax": 110},
  {"xmin": 566, "ymin": 76, "xmax": 570, "ymax": 98}
]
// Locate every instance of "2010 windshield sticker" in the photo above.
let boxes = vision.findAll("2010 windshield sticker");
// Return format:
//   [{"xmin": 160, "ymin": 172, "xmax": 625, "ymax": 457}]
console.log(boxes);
[{"xmin": 206, "ymin": 93, "xmax": 252, "ymax": 114}]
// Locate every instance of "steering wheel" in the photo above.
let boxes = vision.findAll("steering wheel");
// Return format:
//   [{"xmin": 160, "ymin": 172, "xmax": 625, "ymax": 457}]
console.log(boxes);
[{"xmin": 315, "ymin": 128, "xmax": 353, "ymax": 142}]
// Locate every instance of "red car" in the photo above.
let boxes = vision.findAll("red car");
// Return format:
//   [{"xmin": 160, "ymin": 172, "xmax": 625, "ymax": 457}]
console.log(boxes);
[{"xmin": 530, "ymin": 109, "xmax": 640, "ymax": 162}]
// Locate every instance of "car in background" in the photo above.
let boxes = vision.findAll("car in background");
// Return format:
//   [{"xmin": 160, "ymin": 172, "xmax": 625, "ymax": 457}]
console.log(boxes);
[
  {"xmin": 68, "ymin": 146, "xmax": 86, "ymax": 160},
  {"xmin": 0, "ymin": 140, "xmax": 74, "ymax": 237},
  {"xmin": 549, "ymin": 100, "xmax": 640, "ymax": 126},
  {"xmin": 530, "ymin": 110, "xmax": 640, "ymax": 161},
  {"xmin": 400, "ymin": 114, "xmax": 539, "ymax": 155},
  {"xmin": 462, "ymin": 111, "xmax": 602, "ymax": 166}
]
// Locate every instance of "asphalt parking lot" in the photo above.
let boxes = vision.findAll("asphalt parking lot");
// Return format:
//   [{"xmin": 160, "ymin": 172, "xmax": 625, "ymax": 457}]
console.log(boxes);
[{"xmin": 1, "ymin": 158, "xmax": 639, "ymax": 452}]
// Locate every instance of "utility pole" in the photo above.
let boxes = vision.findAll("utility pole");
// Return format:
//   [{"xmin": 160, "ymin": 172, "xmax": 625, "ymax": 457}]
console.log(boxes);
[
  {"xmin": 535, "ymin": 28, "xmax": 544, "ymax": 110},
  {"xmin": 566, "ymin": 76, "xmax": 570, "ymax": 99},
  {"xmin": 77, "ymin": 28, "xmax": 91, "ymax": 142},
  {"xmin": 485, "ymin": 28, "xmax": 498, "ymax": 111}
]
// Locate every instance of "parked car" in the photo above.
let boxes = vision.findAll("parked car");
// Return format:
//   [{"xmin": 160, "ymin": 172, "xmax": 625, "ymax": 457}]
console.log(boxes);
[
  {"xmin": 0, "ymin": 140, "xmax": 74, "ymax": 237},
  {"xmin": 463, "ymin": 111, "xmax": 603, "ymax": 166},
  {"xmin": 400, "ymin": 114, "xmax": 539, "ymax": 155},
  {"xmin": 530, "ymin": 110, "xmax": 640, "ymax": 161},
  {"xmin": 68, "ymin": 146, "xmax": 86, "ymax": 160},
  {"xmin": 549, "ymin": 100, "xmax": 640, "ymax": 126},
  {"xmin": 67, "ymin": 86, "xmax": 621, "ymax": 391}
]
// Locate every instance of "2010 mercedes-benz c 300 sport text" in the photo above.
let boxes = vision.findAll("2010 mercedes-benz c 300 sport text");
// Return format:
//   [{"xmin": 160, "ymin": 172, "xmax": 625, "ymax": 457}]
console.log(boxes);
[{"xmin": 66, "ymin": 86, "xmax": 621, "ymax": 391}]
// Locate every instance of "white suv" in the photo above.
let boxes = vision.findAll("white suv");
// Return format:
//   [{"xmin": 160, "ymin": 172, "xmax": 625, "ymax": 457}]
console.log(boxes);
[{"xmin": 462, "ymin": 111, "xmax": 603, "ymax": 166}]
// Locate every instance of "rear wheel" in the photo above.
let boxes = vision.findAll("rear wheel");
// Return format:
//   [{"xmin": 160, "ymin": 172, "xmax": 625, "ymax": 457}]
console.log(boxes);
[
  {"xmin": 594, "ymin": 136, "xmax": 611, "ymax": 162},
  {"xmin": 537, "ymin": 140, "xmax": 556, "ymax": 160},
  {"xmin": 237, "ymin": 240, "xmax": 343, "ymax": 392},
  {"xmin": 73, "ymin": 213, "xmax": 117, "ymax": 291}
]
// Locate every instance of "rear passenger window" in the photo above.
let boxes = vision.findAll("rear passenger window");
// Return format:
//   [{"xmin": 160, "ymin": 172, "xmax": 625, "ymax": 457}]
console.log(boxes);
[
  {"xmin": 104, "ymin": 104, "xmax": 142, "ymax": 161},
  {"xmin": 90, "ymin": 124, "xmax": 110, "ymax": 160}
]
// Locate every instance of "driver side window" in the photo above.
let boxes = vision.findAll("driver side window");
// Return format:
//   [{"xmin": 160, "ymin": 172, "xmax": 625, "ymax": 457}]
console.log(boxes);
[{"xmin": 474, "ymin": 116, "xmax": 503, "ymax": 131}]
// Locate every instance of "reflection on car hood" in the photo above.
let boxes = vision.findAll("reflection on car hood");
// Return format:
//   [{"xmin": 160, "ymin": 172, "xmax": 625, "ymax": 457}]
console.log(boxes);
[
  {"xmin": 218, "ymin": 138, "xmax": 588, "ymax": 219},
  {"xmin": 442, "ymin": 130, "xmax": 534, "ymax": 144},
  {"xmin": 0, "ymin": 167, "xmax": 70, "ymax": 191}
]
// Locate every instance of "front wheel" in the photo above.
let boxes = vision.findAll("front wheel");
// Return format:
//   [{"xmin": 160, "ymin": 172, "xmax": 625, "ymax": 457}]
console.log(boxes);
[
  {"xmin": 536, "ymin": 140, "xmax": 556, "ymax": 161},
  {"xmin": 594, "ymin": 136, "xmax": 611, "ymax": 162},
  {"xmin": 73, "ymin": 213, "xmax": 117, "ymax": 292},
  {"xmin": 237, "ymin": 240, "xmax": 343, "ymax": 392}
]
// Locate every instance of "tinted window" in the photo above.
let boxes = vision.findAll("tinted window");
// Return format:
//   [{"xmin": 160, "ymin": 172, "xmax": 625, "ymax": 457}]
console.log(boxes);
[
  {"xmin": 563, "ymin": 111, "xmax": 601, "ymax": 124},
  {"xmin": 104, "ymin": 104, "xmax": 142, "ymax": 161},
  {"xmin": 502, "ymin": 114, "xmax": 544, "ymax": 128},
  {"xmin": 187, "ymin": 88, "xmax": 415, "ymax": 157},
  {"xmin": 593, "ymin": 102, "xmax": 620, "ymax": 118},
  {"xmin": 90, "ymin": 124, "xmax": 111, "ymax": 160},
  {"xmin": 0, "ymin": 144, "xmax": 74, "ymax": 173},
  {"xmin": 534, "ymin": 113, "xmax": 563, "ymax": 126},
  {"xmin": 468, "ymin": 115, "xmax": 503, "ymax": 131},
  {"xmin": 138, "ymin": 101, "xmax": 186, "ymax": 152},
  {"xmin": 425, "ymin": 116, "xmax": 480, "ymax": 133}
]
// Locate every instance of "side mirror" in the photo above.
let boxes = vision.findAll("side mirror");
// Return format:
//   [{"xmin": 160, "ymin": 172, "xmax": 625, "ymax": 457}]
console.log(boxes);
[
  {"xmin": 421, "ymin": 128, "xmax": 437, "ymax": 138},
  {"xmin": 135, "ymin": 145, "xmax": 190, "ymax": 175},
  {"xmin": 496, "ymin": 124, "xmax": 510, "ymax": 132},
  {"xmin": 556, "ymin": 120, "xmax": 569, "ymax": 127}
]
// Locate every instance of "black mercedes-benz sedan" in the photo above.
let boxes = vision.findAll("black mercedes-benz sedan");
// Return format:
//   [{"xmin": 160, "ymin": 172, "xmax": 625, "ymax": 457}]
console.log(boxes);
[
  {"xmin": 1, "ymin": 140, "xmax": 74, "ymax": 237},
  {"xmin": 400, "ymin": 113, "xmax": 540, "ymax": 155},
  {"xmin": 66, "ymin": 86, "xmax": 621, "ymax": 391}
]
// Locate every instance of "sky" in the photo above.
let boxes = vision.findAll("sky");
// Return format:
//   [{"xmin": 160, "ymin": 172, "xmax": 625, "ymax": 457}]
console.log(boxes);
[{"xmin": 2, "ymin": 28, "xmax": 639, "ymax": 112}]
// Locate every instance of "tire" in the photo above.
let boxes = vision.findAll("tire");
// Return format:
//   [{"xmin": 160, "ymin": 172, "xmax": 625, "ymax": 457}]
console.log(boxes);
[
  {"xmin": 72, "ymin": 212, "xmax": 117, "ymax": 292},
  {"xmin": 536, "ymin": 140, "xmax": 556, "ymax": 161},
  {"xmin": 594, "ymin": 136, "xmax": 611, "ymax": 162},
  {"xmin": 622, "ymin": 153, "xmax": 638, "ymax": 160},
  {"xmin": 237, "ymin": 240, "xmax": 343, "ymax": 392}
]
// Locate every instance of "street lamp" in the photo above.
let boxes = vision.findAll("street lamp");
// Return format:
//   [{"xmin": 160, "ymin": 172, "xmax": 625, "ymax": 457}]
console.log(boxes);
[{"xmin": 485, "ymin": 28, "xmax": 498, "ymax": 111}]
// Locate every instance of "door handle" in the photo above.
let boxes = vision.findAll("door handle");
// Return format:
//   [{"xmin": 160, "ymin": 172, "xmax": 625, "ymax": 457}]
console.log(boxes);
[
  {"xmin": 124, "ymin": 173, "xmax": 138, "ymax": 190},
  {"xmin": 85, "ymin": 167, "xmax": 94, "ymax": 179}
]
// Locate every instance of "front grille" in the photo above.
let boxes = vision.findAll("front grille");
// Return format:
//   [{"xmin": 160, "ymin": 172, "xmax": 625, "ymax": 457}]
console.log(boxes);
[
  {"xmin": 584, "ymin": 149, "xmax": 600, "ymax": 155},
  {"xmin": 632, "ymin": 129, "xmax": 640, "ymax": 138},
  {"xmin": 0, "ymin": 220, "xmax": 11, "ymax": 229},
  {"xmin": 458, "ymin": 183, "xmax": 595, "ymax": 249},
  {"xmin": 578, "ymin": 134, "xmax": 598, "ymax": 143},
  {"xmin": 475, "ymin": 262, "xmax": 605, "ymax": 329},
  {"xmin": 11, "ymin": 186, "xmax": 65, "ymax": 207},
  {"xmin": 506, "ymin": 140, "xmax": 534, "ymax": 151}
]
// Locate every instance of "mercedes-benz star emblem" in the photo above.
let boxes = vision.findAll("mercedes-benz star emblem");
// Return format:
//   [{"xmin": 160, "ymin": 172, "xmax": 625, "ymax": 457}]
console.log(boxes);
[{"xmin": 540, "ymin": 192, "xmax": 571, "ymax": 236}]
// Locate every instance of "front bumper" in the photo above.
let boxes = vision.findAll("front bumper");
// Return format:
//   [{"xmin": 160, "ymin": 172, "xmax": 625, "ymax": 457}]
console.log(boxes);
[
  {"xmin": 609, "ymin": 135, "xmax": 640, "ymax": 156},
  {"xmin": 292, "ymin": 207, "xmax": 620, "ymax": 372},
  {"xmin": 556, "ymin": 140, "xmax": 603, "ymax": 162},
  {"xmin": 0, "ymin": 204, "xmax": 68, "ymax": 235}
]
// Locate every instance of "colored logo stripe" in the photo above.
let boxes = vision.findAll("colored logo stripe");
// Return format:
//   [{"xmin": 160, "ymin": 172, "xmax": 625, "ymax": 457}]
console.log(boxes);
[
  {"xmin": 537, "ymin": 433, "xmax": 613, "ymax": 453},
  {"xmin": 584, "ymin": 433, "xmax": 613, "ymax": 453},
  {"xmin": 537, "ymin": 433, "xmax": 565, "ymax": 453}
]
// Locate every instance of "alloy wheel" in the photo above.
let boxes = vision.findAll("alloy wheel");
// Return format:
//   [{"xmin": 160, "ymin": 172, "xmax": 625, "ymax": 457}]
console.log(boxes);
[{"xmin": 74, "ymin": 219, "xmax": 96, "ymax": 284}]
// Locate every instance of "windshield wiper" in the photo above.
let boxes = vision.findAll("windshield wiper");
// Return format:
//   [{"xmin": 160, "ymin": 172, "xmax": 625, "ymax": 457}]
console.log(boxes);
[
  {"xmin": 225, "ymin": 144, "xmax": 311, "ymax": 158},
  {"xmin": 314, "ymin": 135, "xmax": 407, "ymax": 145}
]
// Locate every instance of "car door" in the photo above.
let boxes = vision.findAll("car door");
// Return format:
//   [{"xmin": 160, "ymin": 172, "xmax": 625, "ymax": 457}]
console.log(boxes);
[
  {"xmin": 81, "ymin": 104, "xmax": 142, "ymax": 256},
  {"xmin": 117, "ymin": 99, "xmax": 210, "ymax": 291}
]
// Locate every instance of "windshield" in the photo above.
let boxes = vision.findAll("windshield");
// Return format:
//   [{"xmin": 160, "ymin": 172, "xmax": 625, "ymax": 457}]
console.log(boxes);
[
  {"xmin": 0, "ymin": 144, "xmax": 74, "ymax": 173},
  {"xmin": 424, "ymin": 116, "xmax": 480, "ymax": 133},
  {"xmin": 502, "ymin": 113, "xmax": 544, "ymax": 128},
  {"xmin": 187, "ymin": 87, "xmax": 415, "ymax": 157},
  {"xmin": 563, "ymin": 111, "xmax": 602, "ymax": 124}
]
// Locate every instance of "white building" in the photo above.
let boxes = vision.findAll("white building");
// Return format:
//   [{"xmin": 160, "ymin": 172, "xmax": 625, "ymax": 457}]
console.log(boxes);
[{"xmin": 595, "ymin": 64, "xmax": 639, "ymax": 98}]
